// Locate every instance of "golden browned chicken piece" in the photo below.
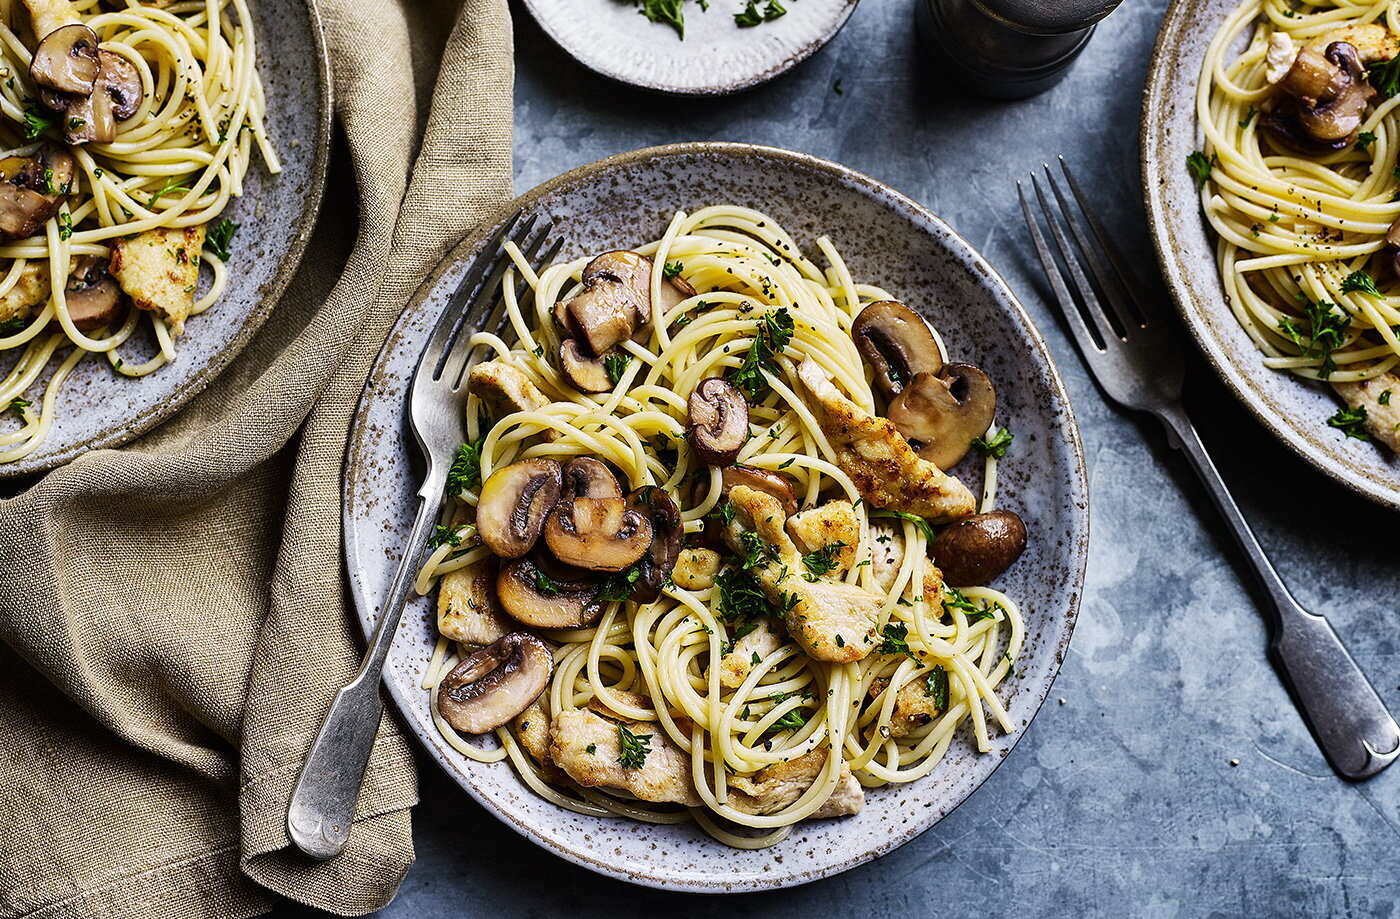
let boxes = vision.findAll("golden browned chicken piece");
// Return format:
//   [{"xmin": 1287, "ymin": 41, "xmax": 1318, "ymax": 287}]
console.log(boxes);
[
  {"xmin": 1333, "ymin": 373, "xmax": 1400, "ymax": 452},
  {"xmin": 785, "ymin": 500, "xmax": 859, "ymax": 574},
  {"xmin": 467, "ymin": 359, "xmax": 550, "ymax": 416},
  {"xmin": 869, "ymin": 675, "xmax": 944, "ymax": 737},
  {"xmin": 868, "ymin": 521, "xmax": 946, "ymax": 600},
  {"xmin": 796, "ymin": 359, "xmax": 975, "ymax": 523},
  {"xmin": 722, "ymin": 485, "xmax": 882, "ymax": 663},
  {"xmin": 549, "ymin": 707, "xmax": 701, "ymax": 806},
  {"xmin": 513, "ymin": 699, "xmax": 567, "ymax": 783},
  {"xmin": 110, "ymin": 225, "xmax": 205, "ymax": 335},
  {"xmin": 436, "ymin": 559, "xmax": 511, "ymax": 648},
  {"xmin": 727, "ymin": 749, "xmax": 864, "ymax": 818},
  {"xmin": 717, "ymin": 619, "xmax": 783, "ymax": 689}
]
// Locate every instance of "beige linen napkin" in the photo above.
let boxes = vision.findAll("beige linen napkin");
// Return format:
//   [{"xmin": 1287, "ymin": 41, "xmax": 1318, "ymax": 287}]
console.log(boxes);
[{"xmin": 0, "ymin": 0, "xmax": 512, "ymax": 915}]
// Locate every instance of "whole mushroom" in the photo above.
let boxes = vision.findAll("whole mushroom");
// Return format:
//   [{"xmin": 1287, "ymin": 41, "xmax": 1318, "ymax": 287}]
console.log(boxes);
[
  {"xmin": 475, "ymin": 458, "xmax": 563, "ymax": 558},
  {"xmin": 885, "ymin": 363, "xmax": 997, "ymax": 470},
  {"xmin": 851, "ymin": 300, "xmax": 943, "ymax": 396},
  {"xmin": 931, "ymin": 510, "xmax": 1027, "ymax": 586},
  {"xmin": 687, "ymin": 377, "xmax": 748, "ymax": 466},
  {"xmin": 436, "ymin": 632, "xmax": 554, "ymax": 734}
]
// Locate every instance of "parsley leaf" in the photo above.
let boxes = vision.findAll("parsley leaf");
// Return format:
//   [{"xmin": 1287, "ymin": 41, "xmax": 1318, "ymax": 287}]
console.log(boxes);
[
  {"xmin": 0, "ymin": 316, "xmax": 26, "ymax": 336},
  {"xmin": 663, "ymin": 260, "xmax": 683, "ymax": 279},
  {"xmin": 1357, "ymin": 131, "xmax": 1378, "ymax": 153},
  {"xmin": 715, "ymin": 565, "xmax": 773, "ymax": 626},
  {"xmin": 444, "ymin": 433, "xmax": 488, "ymax": 495},
  {"xmin": 617, "ymin": 724, "xmax": 653, "ymax": 768},
  {"xmin": 22, "ymin": 104, "xmax": 55, "ymax": 140},
  {"xmin": 1370, "ymin": 56, "xmax": 1400, "ymax": 98},
  {"xmin": 735, "ymin": 0, "xmax": 784, "ymax": 25},
  {"xmin": 1186, "ymin": 151, "xmax": 1217, "ymax": 187},
  {"xmin": 942, "ymin": 586, "xmax": 998, "ymax": 622},
  {"xmin": 57, "ymin": 211, "xmax": 72, "ymax": 240},
  {"xmin": 800, "ymin": 541, "xmax": 846, "ymax": 581},
  {"xmin": 766, "ymin": 708, "xmax": 807, "ymax": 733},
  {"xmin": 1277, "ymin": 296, "xmax": 1350, "ymax": 378},
  {"xmin": 603, "ymin": 351, "xmax": 631, "ymax": 386},
  {"xmin": 925, "ymin": 666, "xmax": 949, "ymax": 709},
  {"xmin": 868, "ymin": 508, "xmax": 936, "ymax": 543},
  {"xmin": 146, "ymin": 175, "xmax": 189, "ymax": 208},
  {"xmin": 633, "ymin": 0, "xmax": 685, "ymax": 37},
  {"xmin": 1326, "ymin": 405, "xmax": 1371, "ymax": 440},
  {"xmin": 534, "ymin": 569, "xmax": 562, "ymax": 596},
  {"xmin": 430, "ymin": 525, "xmax": 463, "ymax": 548},
  {"xmin": 738, "ymin": 529, "xmax": 778, "ymax": 570},
  {"xmin": 1381, "ymin": 389, "xmax": 1392, "ymax": 406},
  {"xmin": 878, "ymin": 621, "xmax": 912, "ymax": 656},
  {"xmin": 7, "ymin": 396, "xmax": 32, "ymax": 415},
  {"xmin": 599, "ymin": 565, "xmax": 642, "ymax": 603},
  {"xmin": 726, "ymin": 308, "xmax": 793, "ymax": 402},
  {"xmin": 207, "ymin": 218, "xmax": 238, "ymax": 261},
  {"xmin": 1340, "ymin": 270, "xmax": 1382, "ymax": 297},
  {"xmin": 972, "ymin": 427, "xmax": 1014, "ymax": 459}
]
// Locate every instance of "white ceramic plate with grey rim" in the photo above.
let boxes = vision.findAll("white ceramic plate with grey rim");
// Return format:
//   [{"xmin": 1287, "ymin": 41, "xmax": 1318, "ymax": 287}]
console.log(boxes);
[
  {"xmin": 0, "ymin": 0, "xmax": 331, "ymax": 479},
  {"xmin": 522, "ymin": 0, "xmax": 859, "ymax": 95},
  {"xmin": 1143, "ymin": 0, "xmax": 1400, "ymax": 509},
  {"xmin": 342, "ymin": 142, "xmax": 1088, "ymax": 891}
]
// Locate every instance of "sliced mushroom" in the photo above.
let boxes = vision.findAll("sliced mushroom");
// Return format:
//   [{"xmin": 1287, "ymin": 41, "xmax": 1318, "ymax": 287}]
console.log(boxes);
[
  {"xmin": 559, "ymin": 339, "xmax": 614, "ymax": 393},
  {"xmin": 29, "ymin": 23, "xmax": 98, "ymax": 96},
  {"xmin": 721, "ymin": 464, "xmax": 798, "ymax": 516},
  {"xmin": 0, "ymin": 144, "xmax": 74, "ymax": 240},
  {"xmin": 436, "ymin": 632, "xmax": 553, "ymax": 734},
  {"xmin": 497, "ymin": 555, "xmax": 606, "ymax": 628},
  {"xmin": 688, "ymin": 377, "xmax": 748, "ymax": 466},
  {"xmin": 561, "ymin": 456, "xmax": 622, "ymax": 500},
  {"xmin": 64, "ymin": 255, "xmax": 123, "ymax": 330},
  {"xmin": 544, "ymin": 495, "xmax": 653, "ymax": 572},
  {"xmin": 55, "ymin": 50, "xmax": 141, "ymax": 145},
  {"xmin": 560, "ymin": 280, "xmax": 638, "ymax": 357},
  {"xmin": 1263, "ymin": 41, "xmax": 1375, "ymax": 151},
  {"xmin": 885, "ymin": 364, "xmax": 996, "ymax": 470},
  {"xmin": 931, "ymin": 510, "xmax": 1027, "ymax": 586},
  {"xmin": 626, "ymin": 486, "xmax": 682, "ymax": 603},
  {"xmin": 476, "ymin": 459, "xmax": 562, "ymax": 558},
  {"xmin": 851, "ymin": 300, "xmax": 942, "ymax": 396},
  {"xmin": 582, "ymin": 250, "xmax": 653, "ymax": 326}
]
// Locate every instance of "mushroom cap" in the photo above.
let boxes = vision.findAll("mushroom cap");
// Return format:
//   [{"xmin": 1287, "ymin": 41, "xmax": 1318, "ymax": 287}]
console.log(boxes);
[
  {"xmin": 543, "ymin": 496, "xmax": 653, "ymax": 572},
  {"xmin": 1265, "ymin": 41, "xmax": 1375, "ymax": 150},
  {"xmin": 561, "ymin": 456, "xmax": 623, "ymax": 500},
  {"xmin": 561, "ymin": 280, "xmax": 638, "ymax": 357},
  {"xmin": 931, "ymin": 510, "xmax": 1027, "ymax": 587},
  {"xmin": 0, "ymin": 145, "xmax": 75, "ymax": 240},
  {"xmin": 436, "ymin": 632, "xmax": 553, "ymax": 734},
  {"xmin": 626, "ymin": 486, "xmax": 682, "ymax": 603},
  {"xmin": 496, "ymin": 555, "xmax": 606, "ymax": 628},
  {"xmin": 476, "ymin": 458, "xmax": 563, "ymax": 558},
  {"xmin": 720, "ymin": 464, "xmax": 798, "ymax": 516},
  {"xmin": 60, "ymin": 50, "xmax": 141, "ymax": 145},
  {"xmin": 65, "ymin": 255, "xmax": 124, "ymax": 331},
  {"xmin": 30, "ymin": 23, "xmax": 99, "ymax": 97},
  {"xmin": 687, "ymin": 377, "xmax": 748, "ymax": 466},
  {"xmin": 885, "ymin": 363, "xmax": 997, "ymax": 470},
  {"xmin": 851, "ymin": 300, "xmax": 943, "ymax": 396},
  {"xmin": 559, "ymin": 339, "xmax": 614, "ymax": 393},
  {"xmin": 582, "ymin": 250, "xmax": 653, "ymax": 325}
]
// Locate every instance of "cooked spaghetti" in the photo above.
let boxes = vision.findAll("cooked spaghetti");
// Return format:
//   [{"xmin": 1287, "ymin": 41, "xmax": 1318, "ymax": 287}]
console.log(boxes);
[
  {"xmin": 0, "ymin": 0, "xmax": 279, "ymax": 462},
  {"xmin": 1197, "ymin": 0, "xmax": 1400, "ymax": 447},
  {"xmin": 413, "ymin": 206, "xmax": 1029, "ymax": 848}
]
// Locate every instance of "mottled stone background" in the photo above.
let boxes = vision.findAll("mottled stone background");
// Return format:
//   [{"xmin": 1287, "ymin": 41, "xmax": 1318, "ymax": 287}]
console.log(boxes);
[{"xmin": 273, "ymin": 0, "xmax": 1400, "ymax": 914}]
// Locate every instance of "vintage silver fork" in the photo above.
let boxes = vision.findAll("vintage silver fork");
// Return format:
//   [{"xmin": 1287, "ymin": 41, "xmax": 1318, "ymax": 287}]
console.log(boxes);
[
  {"xmin": 287, "ymin": 211, "xmax": 563, "ymax": 859},
  {"xmin": 1020, "ymin": 159, "xmax": 1400, "ymax": 780}
]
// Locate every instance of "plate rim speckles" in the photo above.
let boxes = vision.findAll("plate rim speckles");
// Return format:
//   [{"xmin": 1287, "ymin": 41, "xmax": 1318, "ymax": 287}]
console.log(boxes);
[
  {"xmin": 0, "ymin": 0, "xmax": 333, "ymax": 479},
  {"xmin": 342, "ymin": 142, "xmax": 1088, "ymax": 891},
  {"xmin": 521, "ymin": 0, "xmax": 861, "ymax": 96},
  {"xmin": 1141, "ymin": 0, "xmax": 1400, "ymax": 510}
]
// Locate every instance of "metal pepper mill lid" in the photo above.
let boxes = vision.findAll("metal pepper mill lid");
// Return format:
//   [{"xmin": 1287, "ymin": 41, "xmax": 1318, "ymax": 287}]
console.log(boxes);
[{"xmin": 915, "ymin": 0, "xmax": 1122, "ymax": 99}]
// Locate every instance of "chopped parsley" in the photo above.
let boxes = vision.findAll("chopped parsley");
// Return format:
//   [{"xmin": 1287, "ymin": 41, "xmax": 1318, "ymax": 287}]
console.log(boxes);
[
  {"xmin": 1340, "ymin": 270, "xmax": 1382, "ymax": 297},
  {"xmin": 766, "ymin": 708, "xmax": 807, "ymax": 733},
  {"xmin": 7, "ymin": 396, "xmax": 31, "ymax": 415},
  {"xmin": 633, "ymin": 0, "xmax": 685, "ymax": 37},
  {"xmin": 207, "ymin": 218, "xmax": 238, "ymax": 261},
  {"xmin": 0, "ymin": 316, "xmax": 25, "ymax": 336},
  {"xmin": 444, "ymin": 432, "xmax": 488, "ymax": 495},
  {"xmin": 1357, "ymin": 131, "xmax": 1378, "ymax": 153},
  {"xmin": 57, "ymin": 211, "xmax": 72, "ymax": 240},
  {"xmin": 800, "ymin": 541, "xmax": 846, "ymax": 581},
  {"xmin": 430, "ymin": 525, "xmax": 463, "ymax": 548},
  {"xmin": 663, "ymin": 260, "xmax": 683, "ymax": 279},
  {"xmin": 1381, "ymin": 389, "xmax": 1392, "ymax": 406},
  {"xmin": 1278, "ymin": 296, "xmax": 1350, "ymax": 378},
  {"xmin": 1237, "ymin": 107, "xmax": 1256, "ymax": 128},
  {"xmin": 603, "ymin": 351, "xmax": 631, "ymax": 386},
  {"xmin": 868, "ymin": 507, "xmax": 936, "ymax": 542},
  {"xmin": 735, "ymin": 0, "xmax": 784, "ymax": 26},
  {"xmin": 617, "ymin": 724, "xmax": 653, "ymax": 768},
  {"xmin": 599, "ymin": 565, "xmax": 642, "ymax": 603},
  {"xmin": 972, "ymin": 427, "xmax": 1014, "ymax": 459},
  {"xmin": 943, "ymin": 586, "xmax": 998, "ymax": 622},
  {"xmin": 533, "ymin": 569, "xmax": 562, "ymax": 597},
  {"xmin": 1326, "ymin": 405, "xmax": 1371, "ymax": 440},
  {"xmin": 146, "ymin": 176, "xmax": 189, "ymax": 208},
  {"xmin": 715, "ymin": 565, "xmax": 771, "ymax": 626},
  {"xmin": 925, "ymin": 666, "xmax": 949, "ymax": 709},
  {"xmin": 585, "ymin": 743, "xmax": 597, "ymax": 755},
  {"xmin": 878, "ymin": 621, "xmax": 912, "ymax": 656},
  {"xmin": 726, "ymin": 307, "xmax": 793, "ymax": 402},
  {"xmin": 1186, "ymin": 150, "xmax": 1217, "ymax": 187},
  {"xmin": 21, "ymin": 105, "xmax": 55, "ymax": 140},
  {"xmin": 738, "ymin": 529, "xmax": 778, "ymax": 569},
  {"xmin": 1370, "ymin": 56, "xmax": 1400, "ymax": 98}
]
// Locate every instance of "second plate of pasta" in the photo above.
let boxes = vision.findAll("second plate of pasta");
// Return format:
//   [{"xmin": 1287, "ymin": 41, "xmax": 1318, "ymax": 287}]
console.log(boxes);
[{"xmin": 343, "ymin": 143, "xmax": 1087, "ymax": 890}]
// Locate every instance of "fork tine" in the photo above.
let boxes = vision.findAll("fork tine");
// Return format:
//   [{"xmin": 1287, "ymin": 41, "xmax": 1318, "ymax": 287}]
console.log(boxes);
[
  {"xmin": 419, "ymin": 210, "xmax": 524, "ymax": 376},
  {"xmin": 1029, "ymin": 172, "xmax": 1120, "ymax": 348},
  {"xmin": 1041, "ymin": 164, "xmax": 1138, "ymax": 337},
  {"xmin": 1057, "ymin": 157, "xmax": 1160, "ymax": 327},
  {"xmin": 1019, "ymin": 179, "xmax": 1107, "ymax": 357}
]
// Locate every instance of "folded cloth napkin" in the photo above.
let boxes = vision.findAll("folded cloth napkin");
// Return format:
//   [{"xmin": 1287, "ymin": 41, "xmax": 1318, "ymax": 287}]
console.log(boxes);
[{"xmin": 0, "ymin": 0, "xmax": 512, "ymax": 914}]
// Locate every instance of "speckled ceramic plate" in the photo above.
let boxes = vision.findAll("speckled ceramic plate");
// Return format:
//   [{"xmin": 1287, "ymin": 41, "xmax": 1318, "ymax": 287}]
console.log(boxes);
[
  {"xmin": 1142, "ymin": 0, "xmax": 1400, "ymax": 509},
  {"xmin": 522, "ymin": 0, "xmax": 858, "ymax": 95},
  {"xmin": 343, "ymin": 143, "xmax": 1088, "ymax": 891},
  {"xmin": 0, "ymin": 0, "xmax": 331, "ymax": 479}
]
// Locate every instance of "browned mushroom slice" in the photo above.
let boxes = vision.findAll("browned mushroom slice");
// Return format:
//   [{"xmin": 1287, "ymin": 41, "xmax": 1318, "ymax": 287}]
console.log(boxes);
[
  {"xmin": 721, "ymin": 464, "xmax": 798, "ymax": 516},
  {"xmin": 0, "ymin": 145, "xmax": 74, "ymax": 240},
  {"xmin": 497, "ymin": 555, "xmax": 607, "ymax": 628},
  {"xmin": 931, "ymin": 510, "xmax": 1027, "ymax": 587},
  {"xmin": 885, "ymin": 364, "xmax": 996, "ymax": 470},
  {"xmin": 560, "ymin": 456, "xmax": 622, "ymax": 500},
  {"xmin": 543, "ymin": 496, "xmax": 653, "ymax": 572},
  {"xmin": 476, "ymin": 458, "xmax": 562, "ymax": 558},
  {"xmin": 64, "ymin": 255, "xmax": 124, "ymax": 331},
  {"xmin": 560, "ymin": 280, "xmax": 637, "ymax": 356},
  {"xmin": 61, "ymin": 50, "xmax": 141, "ymax": 145},
  {"xmin": 851, "ymin": 300, "xmax": 943, "ymax": 396},
  {"xmin": 559, "ymin": 339, "xmax": 614, "ymax": 393},
  {"xmin": 436, "ymin": 632, "xmax": 553, "ymax": 734},
  {"xmin": 688, "ymin": 377, "xmax": 748, "ymax": 466},
  {"xmin": 582, "ymin": 250, "xmax": 653, "ymax": 325},
  {"xmin": 30, "ymin": 23, "xmax": 98, "ymax": 96},
  {"xmin": 1263, "ymin": 41, "xmax": 1375, "ymax": 151},
  {"xmin": 625, "ymin": 486, "xmax": 681, "ymax": 603}
]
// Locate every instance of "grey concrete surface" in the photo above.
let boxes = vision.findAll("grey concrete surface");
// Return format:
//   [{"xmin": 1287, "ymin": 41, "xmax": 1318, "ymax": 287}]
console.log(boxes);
[{"xmin": 273, "ymin": 0, "xmax": 1400, "ymax": 915}]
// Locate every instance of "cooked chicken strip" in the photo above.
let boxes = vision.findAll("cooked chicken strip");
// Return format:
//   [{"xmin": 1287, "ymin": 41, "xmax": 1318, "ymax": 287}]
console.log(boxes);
[
  {"xmin": 513, "ymin": 699, "xmax": 566, "ymax": 782},
  {"xmin": 109, "ymin": 225, "xmax": 205, "ymax": 335},
  {"xmin": 718, "ymin": 618, "xmax": 783, "ymax": 689},
  {"xmin": 1333, "ymin": 372, "xmax": 1400, "ymax": 451},
  {"xmin": 785, "ymin": 500, "xmax": 859, "ymax": 575},
  {"xmin": 467, "ymin": 359, "xmax": 550, "ymax": 416},
  {"xmin": 796, "ymin": 359, "xmax": 975, "ymax": 523},
  {"xmin": 550, "ymin": 707, "xmax": 701, "ymax": 806},
  {"xmin": 1308, "ymin": 23, "xmax": 1400, "ymax": 63},
  {"xmin": 728, "ymin": 749, "xmax": 864, "ymax": 818},
  {"xmin": 869, "ymin": 675, "xmax": 943, "ymax": 737},
  {"xmin": 723, "ymin": 485, "xmax": 882, "ymax": 663},
  {"xmin": 868, "ymin": 521, "xmax": 946, "ymax": 601},
  {"xmin": 672, "ymin": 547, "xmax": 722, "ymax": 590},
  {"xmin": 0, "ymin": 260, "xmax": 48, "ymax": 328},
  {"xmin": 436, "ymin": 559, "xmax": 511, "ymax": 647}
]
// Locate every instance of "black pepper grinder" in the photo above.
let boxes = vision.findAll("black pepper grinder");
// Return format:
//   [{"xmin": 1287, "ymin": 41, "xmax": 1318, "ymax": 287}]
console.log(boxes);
[{"xmin": 915, "ymin": 0, "xmax": 1123, "ymax": 99}]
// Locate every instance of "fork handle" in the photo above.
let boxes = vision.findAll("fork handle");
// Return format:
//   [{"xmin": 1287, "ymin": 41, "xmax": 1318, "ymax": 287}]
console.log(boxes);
[
  {"xmin": 1154, "ymin": 403, "xmax": 1400, "ymax": 779},
  {"xmin": 286, "ymin": 492, "xmax": 439, "ymax": 859}
]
